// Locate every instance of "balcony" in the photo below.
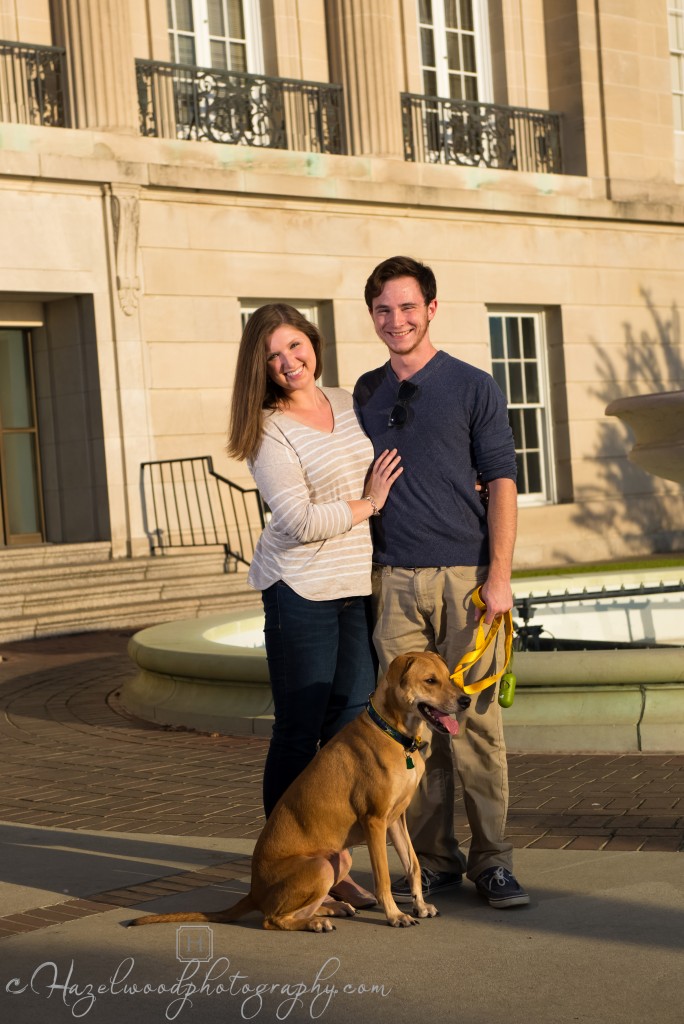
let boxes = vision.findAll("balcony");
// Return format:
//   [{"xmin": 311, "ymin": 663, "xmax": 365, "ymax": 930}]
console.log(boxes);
[
  {"xmin": 135, "ymin": 59, "xmax": 346, "ymax": 155},
  {"xmin": 0, "ymin": 39, "xmax": 67, "ymax": 127},
  {"xmin": 402, "ymin": 93, "xmax": 562, "ymax": 174}
]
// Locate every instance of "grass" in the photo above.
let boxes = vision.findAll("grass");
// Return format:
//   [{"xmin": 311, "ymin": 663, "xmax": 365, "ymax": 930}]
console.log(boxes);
[{"xmin": 512, "ymin": 553, "xmax": 684, "ymax": 579}]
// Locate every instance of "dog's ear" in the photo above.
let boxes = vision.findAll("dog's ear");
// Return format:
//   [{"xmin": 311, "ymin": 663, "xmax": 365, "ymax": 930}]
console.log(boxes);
[
  {"xmin": 384, "ymin": 652, "xmax": 416, "ymax": 688},
  {"xmin": 400, "ymin": 655, "xmax": 418, "ymax": 683}
]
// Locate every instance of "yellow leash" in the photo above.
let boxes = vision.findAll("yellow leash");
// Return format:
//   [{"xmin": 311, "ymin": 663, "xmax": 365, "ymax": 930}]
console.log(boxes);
[{"xmin": 449, "ymin": 586, "xmax": 515, "ymax": 703}]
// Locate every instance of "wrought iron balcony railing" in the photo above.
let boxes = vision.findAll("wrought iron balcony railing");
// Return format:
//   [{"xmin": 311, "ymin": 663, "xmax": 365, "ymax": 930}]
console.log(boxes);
[
  {"xmin": 141, "ymin": 456, "xmax": 266, "ymax": 570},
  {"xmin": 0, "ymin": 39, "xmax": 67, "ymax": 127},
  {"xmin": 402, "ymin": 92, "xmax": 562, "ymax": 174},
  {"xmin": 135, "ymin": 58, "xmax": 346, "ymax": 155}
]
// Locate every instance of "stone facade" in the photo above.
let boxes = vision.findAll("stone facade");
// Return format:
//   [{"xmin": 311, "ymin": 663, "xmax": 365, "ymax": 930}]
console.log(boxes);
[{"xmin": 0, "ymin": 0, "xmax": 683, "ymax": 565}]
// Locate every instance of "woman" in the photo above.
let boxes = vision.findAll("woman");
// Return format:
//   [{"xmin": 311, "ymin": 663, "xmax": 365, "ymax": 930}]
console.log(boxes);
[{"xmin": 227, "ymin": 303, "xmax": 401, "ymax": 907}]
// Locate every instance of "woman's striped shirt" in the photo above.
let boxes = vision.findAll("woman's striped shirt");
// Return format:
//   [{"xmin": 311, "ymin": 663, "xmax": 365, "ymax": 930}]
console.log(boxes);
[{"xmin": 247, "ymin": 387, "xmax": 374, "ymax": 600}]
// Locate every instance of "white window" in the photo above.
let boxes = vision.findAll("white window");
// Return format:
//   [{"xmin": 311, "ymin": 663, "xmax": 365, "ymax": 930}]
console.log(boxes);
[
  {"xmin": 241, "ymin": 302, "xmax": 332, "ymax": 386},
  {"xmin": 167, "ymin": 0, "xmax": 263, "ymax": 73},
  {"xmin": 488, "ymin": 312, "xmax": 556, "ymax": 505},
  {"xmin": 418, "ymin": 0, "xmax": 492, "ymax": 101},
  {"xmin": 669, "ymin": 1, "xmax": 684, "ymax": 131}
]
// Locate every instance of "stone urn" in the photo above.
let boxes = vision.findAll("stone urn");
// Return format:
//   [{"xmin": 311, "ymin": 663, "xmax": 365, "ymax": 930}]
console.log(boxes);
[{"xmin": 605, "ymin": 389, "xmax": 684, "ymax": 485}]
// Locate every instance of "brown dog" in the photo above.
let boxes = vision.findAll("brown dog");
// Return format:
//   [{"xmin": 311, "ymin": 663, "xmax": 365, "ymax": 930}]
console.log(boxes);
[{"xmin": 128, "ymin": 651, "xmax": 459, "ymax": 932}]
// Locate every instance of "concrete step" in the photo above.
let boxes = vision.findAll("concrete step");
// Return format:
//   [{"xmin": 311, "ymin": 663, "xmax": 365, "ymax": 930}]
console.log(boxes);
[
  {"xmin": 0, "ymin": 583, "xmax": 256, "ymax": 643},
  {"xmin": 0, "ymin": 552, "xmax": 242, "ymax": 595},
  {"xmin": 0, "ymin": 542, "xmax": 113, "ymax": 571},
  {"xmin": 0, "ymin": 543, "xmax": 256, "ymax": 643},
  {"xmin": 0, "ymin": 572, "xmax": 251, "ymax": 616}
]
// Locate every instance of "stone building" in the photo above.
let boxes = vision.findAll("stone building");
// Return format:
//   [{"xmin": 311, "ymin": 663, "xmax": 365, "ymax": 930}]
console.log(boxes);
[{"xmin": 1, "ymin": 0, "xmax": 683, "ymax": 572}]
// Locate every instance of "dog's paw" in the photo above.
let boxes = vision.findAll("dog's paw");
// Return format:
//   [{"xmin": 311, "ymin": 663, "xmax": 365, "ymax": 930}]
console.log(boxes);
[
  {"xmin": 321, "ymin": 897, "xmax": 356, "ymax": 917},
  {"xmin": 387, "ymin": 914, "xmax": 420, "ymax": 928},
  {"xmin": 307, "ymin": 918, "xmax": 336, "ymax": 933},
  {"xmin": 414, "ymin": 902, "xmax": 439, "ymax": 918}
]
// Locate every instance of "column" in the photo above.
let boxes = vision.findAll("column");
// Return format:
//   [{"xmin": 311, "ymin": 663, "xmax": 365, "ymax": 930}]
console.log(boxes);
[
  {"xmin": 52, "ymin": 0, "xmax": 139, "ymax": 132},
  {"xmin": 325, "ymin": 0, "xmax": 404, "ymax": 157}
]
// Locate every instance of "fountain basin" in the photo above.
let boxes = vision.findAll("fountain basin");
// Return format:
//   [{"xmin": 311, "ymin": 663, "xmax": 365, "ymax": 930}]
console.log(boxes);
[
  {"xmin": 606, "ymin": 389, "xmax": 684, "ymax": 485},
  {"xmin": 124, "ymin": 605, "xmax": 684, "ymax": 753}
]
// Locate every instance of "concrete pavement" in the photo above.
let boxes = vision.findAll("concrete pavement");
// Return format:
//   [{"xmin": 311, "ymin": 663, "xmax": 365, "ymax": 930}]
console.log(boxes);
[{"xmin": 0, "ymin": 630, "xmax": 682, "ymax": 1024}]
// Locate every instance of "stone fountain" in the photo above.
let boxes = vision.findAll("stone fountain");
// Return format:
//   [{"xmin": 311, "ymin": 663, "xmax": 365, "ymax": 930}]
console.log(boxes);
[
  {"xmin": 605, "ymin": 389, "xmax": 684, "ymax": 485},
  {"xmin": 124, "ymin": 390, "xmax": 684, "ymax": 755}
]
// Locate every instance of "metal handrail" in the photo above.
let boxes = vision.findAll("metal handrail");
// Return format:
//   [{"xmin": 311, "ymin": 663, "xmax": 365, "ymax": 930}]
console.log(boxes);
[
  {"xmin": 401, "ymin": 91, "xmax": 562, "ymax": 173},
  {"xmin": 513, "ymin": 580, "xmax": 684, "ymax": 651},
  {"xmin": 0, "ymin": 39, "xmax": 67, "ymax": 127},
  {"xmin": 135, "ymin": 58, "xmax": 346, "ymax": 154},
  {"xmin": 514, "ymin": 581, "xmax": 684, "ymax": 625},
  {"xmin": 140, "ymin": 456, "xmax": 266, "ymax": 570}
]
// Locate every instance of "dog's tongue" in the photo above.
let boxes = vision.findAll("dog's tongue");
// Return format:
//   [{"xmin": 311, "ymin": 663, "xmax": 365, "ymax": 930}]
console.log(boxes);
[{"xmin": 434, "ymin": 711, "xmax": 458, "ymax": 735}]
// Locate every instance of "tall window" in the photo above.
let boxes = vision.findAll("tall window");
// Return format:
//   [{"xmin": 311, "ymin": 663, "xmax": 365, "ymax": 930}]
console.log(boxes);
[
  {"xmin": 241, "ymin": 302, "xmax": 333, "ymax": 386},
  {"xmin": 167, "ymin": 0, "xmax": 263, "ymax": 72},
  {"xmin": 418, "ymin": 0, "xmax": 492, "ymax": 101},
  {"xmin": 488, "ymin": 312, "xmax": 555, "ymax": 504},
  {"xmin": 669, "ymin": 1, "xmax": 684, "ymax": 131},
  {"xmin": 0, "ymin": 329, "xmax": 45, "ymax": 544}
]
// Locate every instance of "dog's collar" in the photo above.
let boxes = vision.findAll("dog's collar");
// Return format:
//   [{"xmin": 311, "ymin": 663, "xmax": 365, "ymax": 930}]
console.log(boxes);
[{"xmin": 365, "ymin": 696, "xmax": 422, "ymax": 769}]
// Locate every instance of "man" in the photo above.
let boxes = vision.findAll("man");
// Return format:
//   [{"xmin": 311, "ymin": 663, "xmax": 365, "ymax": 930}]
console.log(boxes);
[{"xmin": 353, "ymin": 255, "xmax": 528, "ymax": 908}]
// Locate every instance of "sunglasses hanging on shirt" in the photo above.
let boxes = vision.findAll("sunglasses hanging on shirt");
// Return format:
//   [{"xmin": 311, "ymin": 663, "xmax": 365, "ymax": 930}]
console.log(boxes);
[{"xmin": 387, "ymin": 381, "xmax": 419, "ymax": 428}]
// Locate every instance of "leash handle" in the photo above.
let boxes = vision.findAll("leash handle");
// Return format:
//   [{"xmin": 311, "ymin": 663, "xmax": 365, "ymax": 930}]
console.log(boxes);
[{"xmin": 449, "ymin": 586, "xmax": 513, "ymax": 696}]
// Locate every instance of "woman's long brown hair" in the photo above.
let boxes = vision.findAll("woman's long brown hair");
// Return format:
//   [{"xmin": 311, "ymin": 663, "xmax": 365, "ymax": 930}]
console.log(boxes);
[{"xmin": 227, "ymin": 303, "xmax": 324, "ymax": 462}]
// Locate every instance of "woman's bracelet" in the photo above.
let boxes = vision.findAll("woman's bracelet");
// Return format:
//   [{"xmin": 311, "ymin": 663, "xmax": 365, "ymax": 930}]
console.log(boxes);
[{"xmin": 363, "ymin": 495, "xmax": 381, "ymax": 516}]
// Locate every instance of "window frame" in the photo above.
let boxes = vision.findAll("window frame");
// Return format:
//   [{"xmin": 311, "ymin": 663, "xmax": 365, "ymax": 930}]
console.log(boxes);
[
  {"xmin": 167, "ymin": 0, "xmax": 264, "ymax": 73},
  {"xmin": 417, "ymin": 0, "xmax": 493, "ymax": 102},
  {"xmin": 669, "ymin": 1, "xmax": 684, "ymax": 132},
  {"xmin": 240, "ymin": 301, "xmax": 331, "ymax": 386},
  {"xmin": 487, "ymin": 309, "xmax": 557, "ymax": 507}
]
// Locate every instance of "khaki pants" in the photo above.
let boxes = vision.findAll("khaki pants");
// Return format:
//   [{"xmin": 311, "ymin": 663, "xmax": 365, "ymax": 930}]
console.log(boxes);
[{"xmin": 371, "ymin": 564, "xmax": 513, "ymax": 880}]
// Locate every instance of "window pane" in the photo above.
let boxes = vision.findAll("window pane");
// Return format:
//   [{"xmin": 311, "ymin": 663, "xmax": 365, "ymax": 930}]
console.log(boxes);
[
  {"xmin": 210, "ymin": 39, "xmax": 228, "ymax": 68},
  {"xmin": 526, "ymin": 451, "xmax": 542, "ymax": 493},
  {"xmin": 462, "ymin": 33, "xmax": 476, "ymax": 74},
  {"xmin": 506, "ymin": 318, "xmax": 520, "ymax": 358},
  {"xmin": 509, "ymin": 407, "xmax": 523, "ymax": 444},
  {"xmin": 4, "ymin": 433, "xmax": 41, "ymax": 534},
  {"xmin": 230, "ymin": 41, "xmax": 247, "ymax": 71},
  {"xmin": 446, "ymin": 32, "xmax": 461, "ymax": 71},
  {"xmin": 459, "ymin": 0, "xmax": 474, "ymax": 32},
  {"xmin": 525, "ymin": 362, "xmax": 540, "ymax": 403},
  {"xmin": 509, "ymin": 362, "xmax": 524, "ymax": 404},
  {"xmin": 493, "ymin": 361, "xmax": 507, "ymax": 396},
  {"xmin": 523, "ymin": 408, "xmax": 539, "ymax": 447},
  {"xmin": 421, "ymin": 27, "xmax": 436, "ymax": 67},
  {"xmin": 445, "ymin": 0, "xmax": 458, "ymax": 30},
  {"xmin": 464, "ymin": 75, "xmax": 478, "ymax": 100},
  {"xmin": 0, "ymin": 330, "xmax": 33, "ymax": 428},
  {"xmin": 227, "ymin": 0, "xmax": 245, "ymax": 37},
  {"xmin": 419, "ymin": 0, "xmax": 433, "ymax": 24},
  {"xmin": 423, "ymin": 69, "xmax": 438, "ymax": 96},
  {"xmin": 489, "ymin": 317, "xmax": 504, "ymax": 358},
  {"xmin": 449, "ymin": 74, "xmax": 464, "ymax": 100},
  {"xmin": 175, "ymin": 0, "xmax": 194, "ymax": 32},
  {"xmin": 208, "ymin": 0, "xmax": 225, "ymax": 35},
  {"xmin": 522, "ymin": 317, "xmax": 536, "ymax": 357},
  {"xmin": 178, "ymin": 35, "xmax": 196, "ymax": 65},
  {"xmin": 675, "ymin": 96, "xmax": 684, "ymax": 132},
  {"xmin": 515, "ymin": 451, "xmax": 526, "ymax": 492}
]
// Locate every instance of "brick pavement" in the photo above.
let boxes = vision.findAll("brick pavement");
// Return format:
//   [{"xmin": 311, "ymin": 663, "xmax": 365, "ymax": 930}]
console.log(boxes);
[
  {"xmin": 0, "ymin": 630, "xmax": 682, "ymax": 850},
  {"xmin": 0, "ymin": 630, "xmax": 682, "ymax": 939},
  {"xmin": 0, "ymin": 630, "xmax": 679, "ymax": 942}
]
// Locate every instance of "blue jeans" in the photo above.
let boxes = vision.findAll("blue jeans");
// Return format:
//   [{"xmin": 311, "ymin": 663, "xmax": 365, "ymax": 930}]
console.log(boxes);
[{"xmin": 261, "ymin": 581, "xmax": 376, "ymax": 816}]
